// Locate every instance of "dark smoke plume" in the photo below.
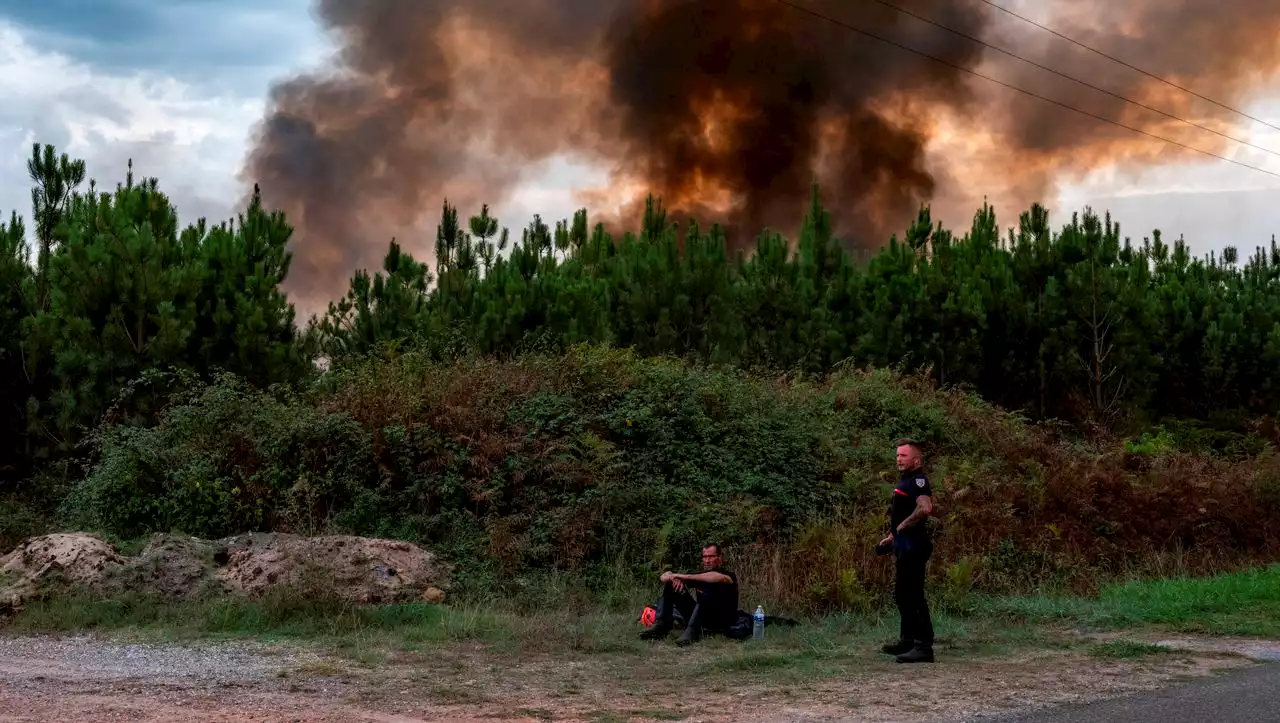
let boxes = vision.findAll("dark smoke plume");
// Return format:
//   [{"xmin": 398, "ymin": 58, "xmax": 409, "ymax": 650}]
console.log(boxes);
[{"xmin": 244, "ymin": 0, "xmax": 1280, "ymax": 311}]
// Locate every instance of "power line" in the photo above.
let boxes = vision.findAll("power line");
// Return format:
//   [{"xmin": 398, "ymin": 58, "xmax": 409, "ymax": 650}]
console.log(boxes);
[
  {"xmin": 976, "ymin": 0, "xmax": 1280, "ymax": 136},
  {"xmin": 767, "ymin": 0, "xmax": 1280, "ymax": 180},
  {"xmin": 868, "ymin": 0, "xmax": 1280, "ymax": 159}
]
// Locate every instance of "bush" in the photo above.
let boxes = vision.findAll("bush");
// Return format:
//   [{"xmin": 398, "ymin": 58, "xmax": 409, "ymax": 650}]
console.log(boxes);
[
  {"xmin": 0, "ymin": 496, "xmax": 49, "ymax": 551},
  {"xmin": 62, "ymin": 374, "xmax": 373, "ymax": 539},
  {"xmin": 55, "ymin": 346, "xmax": 1280, "ymax": 614}
]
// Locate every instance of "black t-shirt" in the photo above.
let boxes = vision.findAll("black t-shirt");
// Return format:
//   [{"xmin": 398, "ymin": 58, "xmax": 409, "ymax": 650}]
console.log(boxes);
[
  {"xmin": 890, "ymin": 469, "xmax": 933, "ymax": 546},
  {"xmin": 696, "ymin": 568, "xmax": 740, "ymax": 628}
]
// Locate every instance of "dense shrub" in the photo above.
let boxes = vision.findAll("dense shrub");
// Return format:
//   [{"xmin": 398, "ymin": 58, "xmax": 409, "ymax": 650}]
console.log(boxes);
[
  {"xmin": 63, "ymin": 375, "xmax": 373, "ymax": 539},
  {"xmin": 59, "ymin": 346, "xmax": 1280, "ymax": 612}
]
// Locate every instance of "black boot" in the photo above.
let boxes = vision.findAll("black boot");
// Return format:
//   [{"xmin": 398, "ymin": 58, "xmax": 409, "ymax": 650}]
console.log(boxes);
[
  {"xmin": 640, "ymin": 623, "xmax": 672, "ymax": 640},
  {"xmin": 880, "ymin": 640, "xmax": 913, "ymax": 655},
  {"xmin": 676, "ymin": 603, "xmax": 704, "ymax": 647},
  {"xmin": 896, "ymin": 645, "xmax": 934, "ymax": 663}
]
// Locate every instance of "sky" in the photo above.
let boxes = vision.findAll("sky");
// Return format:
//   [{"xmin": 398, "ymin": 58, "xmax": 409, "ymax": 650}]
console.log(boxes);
[{"xmin": 1, "ymin": 0, "xmax": 1277, "ymax": 298}]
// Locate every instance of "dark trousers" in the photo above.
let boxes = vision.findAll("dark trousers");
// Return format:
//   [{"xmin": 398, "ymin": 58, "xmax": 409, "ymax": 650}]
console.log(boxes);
[
  {"xmin": 894, "ymin": 545, "xmax": 934, "ymax": 647},
  {"xmin": 653, "ymin": 582, "xmax": 706, "ymax": 638}
]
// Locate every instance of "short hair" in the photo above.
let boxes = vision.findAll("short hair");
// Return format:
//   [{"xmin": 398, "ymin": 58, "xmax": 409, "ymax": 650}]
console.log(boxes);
[
  {"xmin": 703, "ymin": 543, "xmax": 723, "ymax": 556},
  {"xmin": 895, "ymin": 438, "xmax": 924, "ymax": 454}
]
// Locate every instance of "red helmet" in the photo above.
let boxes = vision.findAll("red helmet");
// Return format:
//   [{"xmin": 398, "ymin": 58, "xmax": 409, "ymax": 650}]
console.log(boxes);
[{"xmin": 640, "ymin": 606, "xmax": 657, "ymax": 626}]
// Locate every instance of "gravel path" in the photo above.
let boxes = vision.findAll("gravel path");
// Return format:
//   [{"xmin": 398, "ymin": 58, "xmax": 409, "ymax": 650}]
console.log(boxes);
[
  {"xmin": 0, "ymin": 636, "xmax": 293, "ymax": 684},
  {"xmin": 0, "ymin": 632, "xmax": 1268, "ymax": 722},
  {"xmin": 0, "ymin": 635, "xmax": 378, "ymax": 723},
  {"xmin": 0, "ymin": 634, "xmax": 557, "ymax": 722}
]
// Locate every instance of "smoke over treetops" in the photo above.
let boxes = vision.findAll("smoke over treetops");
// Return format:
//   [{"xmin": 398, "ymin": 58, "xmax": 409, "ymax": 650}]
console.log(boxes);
[{"xmin": 243, "ymin": 0, "xmax": 1280, "ymax": 310}]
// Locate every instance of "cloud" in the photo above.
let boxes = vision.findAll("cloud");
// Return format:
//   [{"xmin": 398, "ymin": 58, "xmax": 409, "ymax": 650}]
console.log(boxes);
[
  {"xmin": 1058, "ymin": 187, "xmax": 1278, "ymax": 258},
  {"xmin": 0, "ymin": 0, "xmax": 324, "ymax": 92},
  {"xmin": 1064, "ymin": 96, "xmax": 1280, "ymax": 199},
  {"xmin": 1049, "ymin": 93, "xmax": 1280, "ymax": 251},
  {"xmin": 0, "ymin": 1, "xmax": 327, "ymax": 230},
  {"xmin": 0, "ymin": 24, "xmax": 245, "ymax": 228}
]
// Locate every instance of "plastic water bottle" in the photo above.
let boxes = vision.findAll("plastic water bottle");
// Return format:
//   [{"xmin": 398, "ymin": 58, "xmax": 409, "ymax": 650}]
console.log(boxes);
[{"xmin": 753, "ymin": 605, "xmax": 765, "ymax": 640}]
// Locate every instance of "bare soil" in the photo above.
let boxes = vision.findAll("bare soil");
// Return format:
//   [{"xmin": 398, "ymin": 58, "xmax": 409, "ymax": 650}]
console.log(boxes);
[{"xmin": 0, "ymin": 633, "xmax": 1256, "ymax": 722}]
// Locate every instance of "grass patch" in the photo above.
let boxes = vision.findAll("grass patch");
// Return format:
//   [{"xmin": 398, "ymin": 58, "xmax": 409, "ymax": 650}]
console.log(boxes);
[
  {"xmin": 1095, "ymin": 564, "xmax": 1280, "ymax": 635},
  {"xmin": 1089, "ymin": 640, "xmax": 1174, "ymax": 659},
  {"xmin": 4, "ymin": 590, "xmax": 514, "ymax": 646},
  {"xmin": 0, "ymin": 587, "xmax": 1092, "ymax": 664},
  {"xmin": 707, "ymin": 649, "xmax": 808, "ymax": 673},
  {"xmin": 1, "ymin": 585, "xmax": 1058, "ymax": 698},
  {"xmin": 14, "ymin": 566, "xmax": 1280, "ymax": 648},
  {"xmin": 424, "ymin": 685, "xmax": 491, "ymax": 705},
  {"xmin": 972, "ymin": 563, "xmax": 1280, "ymax": 637},
  {"xmin": 5, "ymin": 564, "xmax": 1277, "ymax": 700}
]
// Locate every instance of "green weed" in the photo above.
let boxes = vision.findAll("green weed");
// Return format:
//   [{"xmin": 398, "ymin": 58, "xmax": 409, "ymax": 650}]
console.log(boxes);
[{"xmin": 1089, "ymin": 640, "xmax": 1174, "ymax": 659}]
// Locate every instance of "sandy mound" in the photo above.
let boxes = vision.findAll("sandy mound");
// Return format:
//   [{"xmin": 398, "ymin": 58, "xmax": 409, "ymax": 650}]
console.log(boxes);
[
  {"xmin": 0, "ymin": 532, "xmax": 448, "ymax": 613},
  {"xmin": 216, "ymin": 533, "xmax": 448, "ymax": 605},
  {"xmin": 106, "ymin": 534, "xmax": 225, "ymax": 602},
  {"xmin": 0, "ymin": 533, "xmax": 125, "ymax": 611}
]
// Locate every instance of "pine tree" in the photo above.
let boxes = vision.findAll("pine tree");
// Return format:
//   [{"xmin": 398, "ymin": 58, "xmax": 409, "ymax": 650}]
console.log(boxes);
[
  {"xmin": 190, "ymin": 185, "xmax": 305, "ymax": 387},
  {"xmin": 0, "ymin": 212, "xmax": 32, "ymax": 483},
  {"xmin": 26, "ymin": 161, "xmax": 200, "ymax": 445}
]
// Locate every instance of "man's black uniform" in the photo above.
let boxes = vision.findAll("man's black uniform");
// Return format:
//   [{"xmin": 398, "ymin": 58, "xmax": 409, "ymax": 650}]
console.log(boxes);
[
  {"xmin": 641, "ymin": 568, "xmax": 740, "ymax": 645},
  {"xmin": 888, "ymin": 469, "xmax": 934, "ymax": 658}
]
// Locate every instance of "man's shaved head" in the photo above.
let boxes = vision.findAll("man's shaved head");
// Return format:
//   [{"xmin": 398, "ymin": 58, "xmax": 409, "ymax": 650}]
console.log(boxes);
[{"xmin": 896, "ymin": 440, "xmax": 923, "ymax": 471}]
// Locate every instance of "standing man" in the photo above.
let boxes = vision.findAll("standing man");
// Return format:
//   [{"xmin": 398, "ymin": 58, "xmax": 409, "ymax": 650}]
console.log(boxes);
[{"xmin": 879, "ymin": 439, "xmax": 935, "ymax": 663}]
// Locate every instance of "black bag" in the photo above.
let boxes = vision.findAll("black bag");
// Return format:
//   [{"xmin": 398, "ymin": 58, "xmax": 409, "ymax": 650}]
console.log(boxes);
[{"xmin": 644, "ymin": 593, "xmax": 800, "ymax": 640}]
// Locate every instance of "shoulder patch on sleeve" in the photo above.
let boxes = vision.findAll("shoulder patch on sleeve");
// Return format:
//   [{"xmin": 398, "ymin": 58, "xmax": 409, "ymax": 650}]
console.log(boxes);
[{"xmin": 915, "ymin": 478, "xmax": 927, "ymax": 488}]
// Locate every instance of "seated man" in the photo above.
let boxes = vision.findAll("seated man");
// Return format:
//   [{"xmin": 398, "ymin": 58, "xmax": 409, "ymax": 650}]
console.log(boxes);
[{"xmin": 640, "ymin": 543, "xmax": 741, "ymax": 646}]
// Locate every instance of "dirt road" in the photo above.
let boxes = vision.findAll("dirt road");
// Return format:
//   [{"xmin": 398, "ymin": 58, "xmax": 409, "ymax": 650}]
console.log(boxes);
[{"xmin": 0, "ymin": 634, "xmax": 1265, "ymax": 722}]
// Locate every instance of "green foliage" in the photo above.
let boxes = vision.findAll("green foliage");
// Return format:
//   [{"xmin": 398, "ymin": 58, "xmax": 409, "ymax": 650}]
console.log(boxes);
[
  {"xmin": 189, "ymin": 186, "xmax": 306, "ymax": 388},
  {"xmin": 63, "ymin": 374, "xmax": 370, "ymax": 539},
  {"xmin": 25, "ymin": 167, "xmax": 201, "ymax": 444},
  {"xmin": 0, "ymin": 495, "xmax": 47, "ymax": 551},
  {"xmin": 1124, "ymin": 428, "xmax": 1178, "ymax": 456},
  {"xmin": 3, "ymin": 145, "xmax": 302, "ymax": 476},
  {"xmin": 57, "ymin": 348, "xmax": 1280, "ymax": 612},
  {"xmin": 3, "ymin": 141, "xmax": 1280, "ymax": 615},
  {"xmin": 63, "ymin": 349, "xmax": 972, "ymax": 586},
  {"xmin": 1094, "ymin": 563, "xmax": 1280, "ymax": 634},
  {"xmin": 294, "ymin": 182, "xmax": 1280, "ymax": 437},
  {"xmin": 311, "ymin": 238, "xmax": 434, "ymax": 360}
]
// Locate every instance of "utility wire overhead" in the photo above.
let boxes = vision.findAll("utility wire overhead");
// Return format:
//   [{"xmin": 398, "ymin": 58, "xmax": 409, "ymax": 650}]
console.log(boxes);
[
  {"xmin": 869, "ymin": 0, "xmax": 1280, "ymax": 159},
  {"xmin": 768, "ymin": 0, "xmax": 1280, "ymax": 180},
  {"xmin": 976, "ymin": 0, "xmax": 1280, "ymax": 136}
]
